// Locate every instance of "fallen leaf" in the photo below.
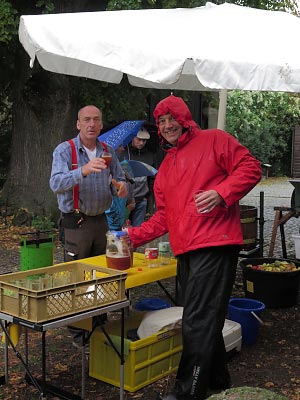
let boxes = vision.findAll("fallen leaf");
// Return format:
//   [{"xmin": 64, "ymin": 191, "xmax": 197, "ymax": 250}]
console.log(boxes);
[
  {"xmin": 54, "ymin": 363, "xmax": 69, "ymax": 372},
  {"xmin": 265, "ymin": 381, "xmax": 275, "ymax": 387}
]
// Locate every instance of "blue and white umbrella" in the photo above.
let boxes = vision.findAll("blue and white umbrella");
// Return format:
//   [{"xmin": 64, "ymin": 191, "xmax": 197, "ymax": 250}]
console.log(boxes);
[
  {"xmin": 99, "ymin": 120, "xmax": 144, "ymax": 150},
  {"xmin": 120, "ymin": 160, "xmax": 157, "ymax": 178}
]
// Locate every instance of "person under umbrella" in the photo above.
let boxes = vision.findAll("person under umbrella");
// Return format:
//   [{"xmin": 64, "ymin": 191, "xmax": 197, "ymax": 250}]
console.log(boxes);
[{"xmin": 118, "ymin": 128, "xmax": 156, "ymax": 226}]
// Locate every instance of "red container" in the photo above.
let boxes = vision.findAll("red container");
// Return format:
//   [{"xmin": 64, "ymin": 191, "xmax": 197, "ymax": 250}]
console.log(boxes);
[{"xmin": 145, "ymin": 248, "xmax": 158, "ymax": 267}]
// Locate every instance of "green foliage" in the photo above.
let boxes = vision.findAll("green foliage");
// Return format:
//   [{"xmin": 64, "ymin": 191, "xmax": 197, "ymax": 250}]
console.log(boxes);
[
  {"xmin": 0, "ymin": 0, "xmax": 55, "ymax": 48},
  {"xmin": 0, "ymin": 0, "xmax": 18, "ymax": 43},
  {"xmin": 233, "ymin": 0, "xmax": 299, "ymax": 14},
  {"xmin": 31, "ymin": 214, "xmax": 55, "ymax": 230},
  {"xmin": 107, "ymin": 0, "xmax": 144, "ymax": 9},
  {"xmin": 78, "ymin": 78, "xmax": 150, "ymax": 124},
  {"xmin": 106, "ymin": 0, "xmax": 299, "ymax": 13},
  {"xmin": 36, "ymin": 1, "xmax": 55, "ymax": 13},
  {"xmin": 226, "ymin": 91, "xmax": 300, "ymax": 175},
  {"xmin": 0, "ymin": 87, "xmax": 12, "ymax": 185},
  {"xmin": 106, "ymin": 0, "xmax": 207, "ymax": 10}
]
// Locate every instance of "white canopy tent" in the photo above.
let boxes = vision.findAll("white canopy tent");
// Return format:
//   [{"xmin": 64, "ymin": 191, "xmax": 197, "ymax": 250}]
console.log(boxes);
[{"xmin": 18, "ymin": 2, "xmax": 300, "ymax": 129}]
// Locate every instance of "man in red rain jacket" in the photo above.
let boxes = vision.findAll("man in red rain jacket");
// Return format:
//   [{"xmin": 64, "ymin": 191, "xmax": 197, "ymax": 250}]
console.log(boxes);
[{"xmin": 127, "ymin": 95, "xmax": 262, "ymax": 400}]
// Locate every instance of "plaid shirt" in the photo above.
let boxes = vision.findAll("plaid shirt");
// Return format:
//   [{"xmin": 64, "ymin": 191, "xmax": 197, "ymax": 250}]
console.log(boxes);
[{"xmin": 50, "ymin": 134, "xmax": 125, "ymax": 216}]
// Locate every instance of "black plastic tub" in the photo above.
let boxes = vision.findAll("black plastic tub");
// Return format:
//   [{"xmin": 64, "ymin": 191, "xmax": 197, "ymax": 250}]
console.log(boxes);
[{"xmin": 239, "ymin": 257, "xmax": 300, "ymax": 308}]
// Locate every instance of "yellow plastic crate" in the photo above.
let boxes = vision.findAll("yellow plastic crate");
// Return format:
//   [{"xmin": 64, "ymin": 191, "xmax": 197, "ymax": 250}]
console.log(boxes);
[
  {"xmin": 0, "ymin": 262, "xmax": 127, "ymax": 322},
  {"xmin": 89, "ymin": 313, "xmax": 182, "ymax": 392}
]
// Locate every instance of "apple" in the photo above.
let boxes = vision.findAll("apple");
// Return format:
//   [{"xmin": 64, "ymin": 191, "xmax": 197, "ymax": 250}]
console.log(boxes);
[{"xmin": 246, "ymin": 260, "xmax": 298, "ymax": 273}]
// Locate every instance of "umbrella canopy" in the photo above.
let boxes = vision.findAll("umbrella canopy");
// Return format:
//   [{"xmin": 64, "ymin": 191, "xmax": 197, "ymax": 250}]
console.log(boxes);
[
  {"xmin": 120, "ymin": 160, "xmax": 158, "ymax": 178},
  {"xmin": 19, "ymin": 2, "xmax": 300, "ymax": 93},
  {"xmin": 100, "ymin": 120, "xmax": 144, "ymax": 150}
]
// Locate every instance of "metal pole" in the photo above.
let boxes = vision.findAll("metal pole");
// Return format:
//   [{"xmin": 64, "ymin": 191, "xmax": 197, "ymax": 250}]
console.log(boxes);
[
  {"xmin": 217, "ymin": 89, "xmax": 228, "ymax": 130},
  {"xmin": 81, "ymin": 332, "xmax": 86, "ymax": 399},
  {"xmin": 120, "ymin": 308, "xmax": 125, "ymax": 400},
  {"xmin": 259, "ymin": 191, "xmax": 265, "ymax": 256},
  {"xmin": 41, "ymin": 331, "xmax": 46, "ymax": 398},
  {"xmin": 4, "ymin": 321, "xmax": 8, "ymax": 383}
]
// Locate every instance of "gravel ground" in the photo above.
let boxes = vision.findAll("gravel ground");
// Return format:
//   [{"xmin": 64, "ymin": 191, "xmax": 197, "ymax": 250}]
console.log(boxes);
[
  {"xmin": 0, "ymin": 177, "xmax": 299, "ymax": 400},
  {"xmin": 0, "ymin": 176, "xmax": 298, "ymax": 311},
  {"xmin": 0, "ymin": 177, "xmax": 298, "ymax": 306},
  {"xmin": 240, "ymin": 177, "xmax": 299, "ymax": 259},
  {"xmin": 0, "ymin": 176, "xmax": 298, "ymax": 275}
]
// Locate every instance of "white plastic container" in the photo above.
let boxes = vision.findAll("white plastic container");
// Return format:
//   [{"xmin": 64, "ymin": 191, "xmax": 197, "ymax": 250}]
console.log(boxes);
[
  {"xmin": 158, "ymin": 242, "xmax": 171, "ymax": 265},
  {"xmin": 137, "ymin": 306, "xmax": 241, "ymax": 353},
  {"xmin": 292, "ymin": 234, "xmax": 300, "ymax": 259},
  {"xmin": 223, "ymin": 318, "xmax": 242, "ymax": 352}
]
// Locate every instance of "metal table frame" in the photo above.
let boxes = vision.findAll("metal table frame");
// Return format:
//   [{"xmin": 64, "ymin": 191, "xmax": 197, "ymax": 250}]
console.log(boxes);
[{"xmin": 0, "ymin": 299, "xmax": 130, "ymax": 400}]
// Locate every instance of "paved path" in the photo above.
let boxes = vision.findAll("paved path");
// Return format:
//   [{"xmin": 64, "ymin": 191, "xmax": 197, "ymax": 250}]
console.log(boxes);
[{"xmin": 240, "ymin": 177, "xmax": 299, "ymax": 259}]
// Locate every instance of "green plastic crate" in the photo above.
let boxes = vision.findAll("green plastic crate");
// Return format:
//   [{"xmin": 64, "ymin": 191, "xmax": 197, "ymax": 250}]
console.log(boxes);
[{"xmin": 20, "ymin": 235, "xmax": 54, "ymax": 271}]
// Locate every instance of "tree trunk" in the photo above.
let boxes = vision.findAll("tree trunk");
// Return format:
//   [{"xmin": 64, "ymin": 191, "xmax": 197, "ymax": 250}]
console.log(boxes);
[
  {"xmin": 3, "ymin": 0, "xmax": 108, "ymax": 220},
  {"xmin": 3, "ymin": 65, "xmax": 78, "ymax": 219}
]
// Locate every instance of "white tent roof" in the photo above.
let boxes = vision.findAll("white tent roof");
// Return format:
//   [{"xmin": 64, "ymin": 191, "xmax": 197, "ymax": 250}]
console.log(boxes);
[{"xmin": 18, "ymin": 2, "xmax": 300, "ymax": 93}]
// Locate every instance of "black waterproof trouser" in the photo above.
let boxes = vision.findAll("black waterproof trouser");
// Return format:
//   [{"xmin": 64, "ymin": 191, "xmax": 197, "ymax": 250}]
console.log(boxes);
[{"xmin": 174, "ymin": 245, "xmax": 239, "ymax": 399}]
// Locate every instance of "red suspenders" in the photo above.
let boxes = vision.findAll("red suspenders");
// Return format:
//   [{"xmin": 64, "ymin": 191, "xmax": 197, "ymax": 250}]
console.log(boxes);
[
  {"xmin": 68, "ymin": 139, "xmax": 80, "ymax": 212},
  {"xmin": 68, "ymin": 139, "xmax": 109, "ymax": 213}
]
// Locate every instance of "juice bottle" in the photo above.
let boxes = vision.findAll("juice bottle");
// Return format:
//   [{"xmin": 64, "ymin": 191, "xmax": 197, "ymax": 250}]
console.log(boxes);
[{"xmin": 106, "ymin": 231, "xmax": 132, "ymax": 270}]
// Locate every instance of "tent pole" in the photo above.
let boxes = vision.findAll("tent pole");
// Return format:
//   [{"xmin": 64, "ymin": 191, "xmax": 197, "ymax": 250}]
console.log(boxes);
[{"xmin": 217, "ymin": 89, "xmax": 228, "ymax": 130}]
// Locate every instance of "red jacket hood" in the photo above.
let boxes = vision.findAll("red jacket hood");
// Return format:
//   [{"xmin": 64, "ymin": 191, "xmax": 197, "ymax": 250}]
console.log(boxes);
[{"xmin": 153, "ymin": 95, "xmax": 198, "ymax": 141}]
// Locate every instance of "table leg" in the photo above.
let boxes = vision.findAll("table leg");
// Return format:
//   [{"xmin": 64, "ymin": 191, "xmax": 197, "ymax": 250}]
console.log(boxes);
[
  {"xmin": 156, "ymin": 280, "xmax": 178, "ymax": 305},
  {"xmin": 268, "ymin": 210, "xmax": 281, "ymax": 257},
  {"xmin": 41, "ymin": 331, "xmax": 46, "ymax": 398},
  {"xmin": 81, "ymin": 331, "xmax": 85, "ymax": 399},
  {"xmin": 3, "ymin": 321, "xmax": 8, "ymax": 383},
  {"xmin": 0, "ymin": 320, "xmax": 43, "ymax": 394},
  {"xmin": 279, "ymin": 223, "xmax": 287, "ymax": 258},
  {"xmin": 269, "ymin": 210, "xmax": 296, "ymax": 257},
  {"xmin": 3, "ymin": 320, "xmax": 8, "ymax": 384},
  {"xmin": 120, "ymin": 308, "xmax": 125, "ymax": 400},
  {"xmin": 125, "ymin": 289, "xmax": 131, "ymax": 316},
  {"xmin": 25, "ymin": 328, "xmax": 28, "ymax": 366},
  {"xmin": 97, "ymin": 316, "xmax": 124, "ymax": 399}
]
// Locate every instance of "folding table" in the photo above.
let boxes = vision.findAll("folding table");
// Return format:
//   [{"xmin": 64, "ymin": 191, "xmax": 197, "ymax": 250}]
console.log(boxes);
[{"xmin": 0, "ymin": 300, "xmax": 129, "ymax": 400}]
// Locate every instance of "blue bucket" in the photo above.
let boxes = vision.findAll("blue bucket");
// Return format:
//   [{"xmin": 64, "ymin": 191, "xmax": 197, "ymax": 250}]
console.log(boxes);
[
  {"xmin": 228, "ymin": 298, "xmax": 265, "ymax": 345},
  {"xmin": 135, "ymin": 298, "xmax": 171, "ymax": 311}
]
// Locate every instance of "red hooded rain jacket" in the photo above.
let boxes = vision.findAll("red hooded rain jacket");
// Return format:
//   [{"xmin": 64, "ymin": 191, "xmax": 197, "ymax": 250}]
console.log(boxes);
[{"xmin": 128, "ymin": 95, "xmax": 262, "ymax": 256}]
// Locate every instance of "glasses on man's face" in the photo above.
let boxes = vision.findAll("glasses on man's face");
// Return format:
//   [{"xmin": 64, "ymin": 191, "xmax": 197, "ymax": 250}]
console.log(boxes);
[{"xmin": 136, "ymin": 138, "xmax": 147, "ymax": 142}]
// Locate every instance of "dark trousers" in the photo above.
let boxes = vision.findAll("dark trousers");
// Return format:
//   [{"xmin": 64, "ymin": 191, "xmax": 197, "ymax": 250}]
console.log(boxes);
[
  {"xmin": 63, "ymin": 213, "xmax": 108, "ymax": 261},
  {"xmin": 175, "ymin": 245, "xmax": 239, "ymax": 399}
]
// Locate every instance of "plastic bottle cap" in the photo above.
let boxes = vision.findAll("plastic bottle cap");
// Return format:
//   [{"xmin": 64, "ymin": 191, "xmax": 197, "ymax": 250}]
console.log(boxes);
[
  {"xmin": 158, "ymin": 242, "xmax": 170, "ymax": 251},
  {"xmin": 111, "ymin": 230, "xmax": 128, "ymax": 238}
]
